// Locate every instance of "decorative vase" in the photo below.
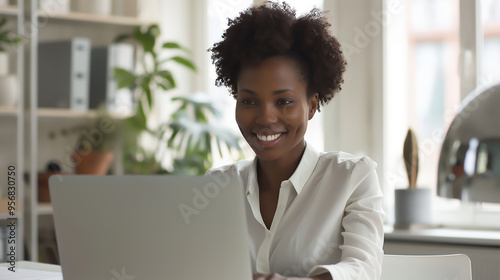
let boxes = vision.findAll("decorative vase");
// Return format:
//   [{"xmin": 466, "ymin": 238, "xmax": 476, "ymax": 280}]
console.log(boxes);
[
  {"xmin": 0, "ymin": 52, "xmax": 8, "ymax": 76},
  {"xmin": 0, "ymin": 75, "xmax": 18, "ymax": 106},
  {"xmin": 394, "ymin": 188, "xmax": 433, "ymax": 228},
  {"xmin": 73, "ymin": 0, "xmax": 112, "ymax": 15},
  {"xmin": 73, "ymin": 151, "xmax": 114, "ymax": 175}
]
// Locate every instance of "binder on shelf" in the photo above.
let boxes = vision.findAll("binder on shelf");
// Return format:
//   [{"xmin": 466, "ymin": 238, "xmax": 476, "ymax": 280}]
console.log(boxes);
[
  {"xmin": 38, "ymin": 37, "xmax": 91, "ymax": 112},
  {"xmin": 89, "ymin": 43, "xmax": 135, "ymax": 115}
]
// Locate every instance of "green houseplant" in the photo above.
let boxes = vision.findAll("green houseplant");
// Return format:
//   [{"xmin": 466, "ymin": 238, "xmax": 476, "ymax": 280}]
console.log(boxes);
[
  {"xmin": 113, "ymin": 24, "xmax": 243, "ymax": 174},
  {"xmin": 49, "ymin": 109, "xmax": 119, "ymax": 175}
]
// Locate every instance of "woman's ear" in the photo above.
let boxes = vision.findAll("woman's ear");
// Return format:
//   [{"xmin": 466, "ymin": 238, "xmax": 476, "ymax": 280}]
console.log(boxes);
[{"xmin": 308, "ymin": 93, "xmax": 319, "ymax": 120}]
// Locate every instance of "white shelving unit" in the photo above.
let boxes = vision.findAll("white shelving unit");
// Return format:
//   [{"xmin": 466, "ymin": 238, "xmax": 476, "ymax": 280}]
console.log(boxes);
[
  {"xmin": 0, "ymin": 0, "xmax": 25, "ymax": 261},
  {"xmin": 0, "ymin": 0, "xmax": 154, "ymax": 263}
]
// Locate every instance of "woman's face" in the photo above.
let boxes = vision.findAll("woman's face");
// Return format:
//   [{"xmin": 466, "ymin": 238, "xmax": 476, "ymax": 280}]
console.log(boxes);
[{"xmin": 236, "ymin": 56, "xmax": 318, "ymax": 162}]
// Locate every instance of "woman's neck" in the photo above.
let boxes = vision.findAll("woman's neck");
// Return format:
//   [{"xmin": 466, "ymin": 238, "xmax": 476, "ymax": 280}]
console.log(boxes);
[{"xmin": 256, "ymin": 143, "xmax": 306, "ymax": 191}]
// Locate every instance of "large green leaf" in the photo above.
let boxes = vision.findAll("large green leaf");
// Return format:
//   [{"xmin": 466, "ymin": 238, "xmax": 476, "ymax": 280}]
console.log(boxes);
[
  {"xmin": 162, "ymin": 42, "xmax": 190, "ymax": 53},
  {"xmin": 167, "ymin": 56, "xmax": 197, "ymax": 71},
  {"xmin": 133, "ymin": 27, "xmax": 155, "ymax": 54},
  {"xmin": 140, "ymin": 76, "xmax": 153, "ymax": 111},
  {"xmin": 113, "ymin": 68, "xmax": 137, "ymax": 89},
  {"xmin": 156, "ymin": 70, "xmax": 176, "ymax": 90}
]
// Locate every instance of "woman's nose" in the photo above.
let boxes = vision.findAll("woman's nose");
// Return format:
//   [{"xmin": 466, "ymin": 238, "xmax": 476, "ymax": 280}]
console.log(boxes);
[{"xmin": 255, "ymin": 104, "xmax": 278, "ymax": 125}]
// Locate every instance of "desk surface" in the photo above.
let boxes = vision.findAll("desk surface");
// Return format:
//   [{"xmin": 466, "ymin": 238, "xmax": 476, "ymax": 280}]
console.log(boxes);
[
  {"xmin": 385, "ymin": 225, "xmax": 500, "ymax": 247},
  {"xmin": 0, "ymin": 261, "xmax": 62, "ymax": 272}
]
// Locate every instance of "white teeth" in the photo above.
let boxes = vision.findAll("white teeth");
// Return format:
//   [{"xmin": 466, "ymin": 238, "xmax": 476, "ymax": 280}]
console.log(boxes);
[{"xmin": 257, "ymin": 133, "xmax": 281, "ymax": 141}]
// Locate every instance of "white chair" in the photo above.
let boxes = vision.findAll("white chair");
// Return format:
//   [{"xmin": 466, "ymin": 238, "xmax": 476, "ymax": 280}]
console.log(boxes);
[{"xmin": 380, "ymin": 254, "xmax": 472, "ymax": 280}]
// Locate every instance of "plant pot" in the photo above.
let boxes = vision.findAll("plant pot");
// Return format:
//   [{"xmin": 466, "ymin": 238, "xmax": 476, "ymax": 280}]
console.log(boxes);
[
  {"xmin": 73, "ymin": 0, "xmax": 111, "ymax": 15},
  {"xmin": 73, "ymin": 151, "xmax": 114, "ymax": 175},
  {"xmin": 394, "ymin": 188, "xmax": 433, "ymax": 228},
  {"xmin": 0, "ymin": 75, "xmax": 18, "ymax": 106}
]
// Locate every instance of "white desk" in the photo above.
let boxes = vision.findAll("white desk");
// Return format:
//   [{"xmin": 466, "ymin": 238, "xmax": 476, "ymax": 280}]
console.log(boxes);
[{"xmin": 0, "ymin": 261, "xmax": 62, "ymax": 279}]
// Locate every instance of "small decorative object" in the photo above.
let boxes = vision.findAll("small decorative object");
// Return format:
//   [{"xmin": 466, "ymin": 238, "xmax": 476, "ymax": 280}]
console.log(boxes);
[
  {"xmin": 394, "ymin": 128, "xmax": 433, "ymax": 228},
  {"xmin": 37, "ymin": 161, "xmax": 67, "ymax": 202}
]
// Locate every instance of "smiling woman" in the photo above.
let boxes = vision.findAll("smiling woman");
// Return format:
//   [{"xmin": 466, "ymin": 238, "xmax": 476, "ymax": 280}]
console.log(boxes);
[{"xmin": 207, "ymin": 2, "xmax": 384, "ymax": 280}]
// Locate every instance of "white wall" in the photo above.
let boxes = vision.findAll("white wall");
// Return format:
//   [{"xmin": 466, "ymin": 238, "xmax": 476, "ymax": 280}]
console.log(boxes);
[{"xmin": 323, "ymin": 0, "xmax": 385, "ymax": 186}]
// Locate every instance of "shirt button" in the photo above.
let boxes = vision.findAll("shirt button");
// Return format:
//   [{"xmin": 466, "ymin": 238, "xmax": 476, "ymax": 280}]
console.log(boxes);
[
  {"xmin": 266, "ymin": 232, "xmax": 272, "ymax": 239},
  {"xmin": 279, "ymin": 204, "xmax": 283, "ymax": 209}
]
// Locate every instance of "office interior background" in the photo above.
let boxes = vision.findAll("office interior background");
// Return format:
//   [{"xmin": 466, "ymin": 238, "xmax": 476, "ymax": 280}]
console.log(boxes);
[{"xmin": 0, "ymin": 0, "xmax": 500, "ymax": 279}]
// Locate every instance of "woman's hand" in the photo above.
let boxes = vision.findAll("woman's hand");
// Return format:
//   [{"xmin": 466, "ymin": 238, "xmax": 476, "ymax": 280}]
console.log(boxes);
[{"xmin": 253, "ymin": 273, "xmax": 332, "ymax": 280}]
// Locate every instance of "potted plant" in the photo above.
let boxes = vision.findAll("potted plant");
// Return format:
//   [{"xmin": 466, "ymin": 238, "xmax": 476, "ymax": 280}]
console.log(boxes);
[
  {"xmin": 49, "ymin": 109, "xmax": 119, "ymax": 175},
  {"xmin": 71, "ymin": 116, "xmax": 118, "ymax": 175},
  {"xmin": 394, "ymin": 128, "xmax": 433, "ymax": 228},
  {"xmin": 0, "ymin": 17, "xmax": 22, "ymax": 107},
  {"xmin": 113, "ymin": 24, "xmax": 243, "ymax": 174}
]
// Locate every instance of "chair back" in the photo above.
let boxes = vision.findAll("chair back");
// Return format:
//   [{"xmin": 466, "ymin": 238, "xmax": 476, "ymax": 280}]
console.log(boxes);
[{"xmin": 381, "ymin": 254, "xmax": 472, "ymax": 280}]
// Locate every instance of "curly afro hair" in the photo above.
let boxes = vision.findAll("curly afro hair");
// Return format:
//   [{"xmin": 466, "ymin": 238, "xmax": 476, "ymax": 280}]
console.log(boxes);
[{"xmin": 209, "ymin": 1, "xmax": 346, "ymax": 110}]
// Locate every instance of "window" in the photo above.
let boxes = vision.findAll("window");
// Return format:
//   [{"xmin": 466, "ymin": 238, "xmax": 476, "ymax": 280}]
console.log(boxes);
[{"xmin": 386, "ymin": 0, "xmax": 500, "ymax": 227}]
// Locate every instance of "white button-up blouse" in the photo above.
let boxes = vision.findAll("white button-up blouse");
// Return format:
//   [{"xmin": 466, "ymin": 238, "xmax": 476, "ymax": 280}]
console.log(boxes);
[{"xmin": 207, "ymin": 143, "xmax": 384, "ymax": 279}]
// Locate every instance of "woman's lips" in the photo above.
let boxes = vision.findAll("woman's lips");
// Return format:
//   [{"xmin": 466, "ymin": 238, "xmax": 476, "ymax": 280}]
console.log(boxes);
[
  {"xmin": 256, "ymin": 133, "xmax": 282, "ymax": 141},
  {"xmin": 253, "ymin": 133, "xmax": 284, "ymax": 148}
]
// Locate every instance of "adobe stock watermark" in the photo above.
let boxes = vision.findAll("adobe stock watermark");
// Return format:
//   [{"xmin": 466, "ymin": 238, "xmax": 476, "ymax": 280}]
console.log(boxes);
[
  {"xmin": 282, "ymin": 239, "xmax": 339, "ymax": 277},
  {"xmin": 110, "ymin": 267, "xmax": 135, "ymax": 280},
  {"xmin": 178, "ymin": 172, "xmax": 231, "ymax": 225},
  {"xmin": 341, "ymin": 0, "xmax": 403, "ymax": 60}
]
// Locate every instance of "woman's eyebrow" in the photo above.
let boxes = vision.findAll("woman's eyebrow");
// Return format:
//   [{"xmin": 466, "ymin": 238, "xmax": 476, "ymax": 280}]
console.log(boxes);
[{"xmin": 238, "ymin": 89, "xmax": 295, "ymax": 95}]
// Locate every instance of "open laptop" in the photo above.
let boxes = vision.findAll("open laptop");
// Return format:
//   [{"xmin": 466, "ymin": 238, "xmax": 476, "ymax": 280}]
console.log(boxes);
[{"xmin": 49, "ymin": 174, "xmax": 252, "ymax": 280}]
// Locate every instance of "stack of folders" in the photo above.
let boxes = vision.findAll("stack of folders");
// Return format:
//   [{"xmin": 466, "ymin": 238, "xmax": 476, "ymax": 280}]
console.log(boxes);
[{"xmin": 38, "ymin": 38, "xmax": 135, "ymax": 114}]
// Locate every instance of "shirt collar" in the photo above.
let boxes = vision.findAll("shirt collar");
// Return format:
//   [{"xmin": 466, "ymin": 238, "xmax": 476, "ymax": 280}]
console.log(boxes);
[{"xmin": 246, "ymin": 143, "xmax": 320, "ymax": 196}]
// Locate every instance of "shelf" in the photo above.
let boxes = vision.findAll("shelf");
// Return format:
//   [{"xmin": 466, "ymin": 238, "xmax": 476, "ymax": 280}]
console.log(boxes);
[
  {"xmin": 0, "ymin": 5, "xmax": 18, "ymax": 16},
  {"xmin": 37, "ymin": 203, "xmax": 53, "ymax": 215},
  {"xmin": 37, "ymin": 108, "xmax": 132, "ymax": 119},
  {"xmin": 0, "ymin": 105, "xmax": 18, "ymax": 116},
  {"xmin": 0, "ymin": 213, "xmax": 17, "ymax": 220},
  {"xmin": 37, "ymin": 10, "xmax": 153, "ymax": 26}
]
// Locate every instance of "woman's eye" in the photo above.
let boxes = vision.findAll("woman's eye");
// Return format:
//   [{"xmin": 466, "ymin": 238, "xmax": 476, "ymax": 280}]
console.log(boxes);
[
  {"xmin": 241, "ymin": 99, "xmax": 256, "ymax": 105},
  {"xmin": 277, "ymin": 99, "xmax": 293, "ymax": 105}
]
